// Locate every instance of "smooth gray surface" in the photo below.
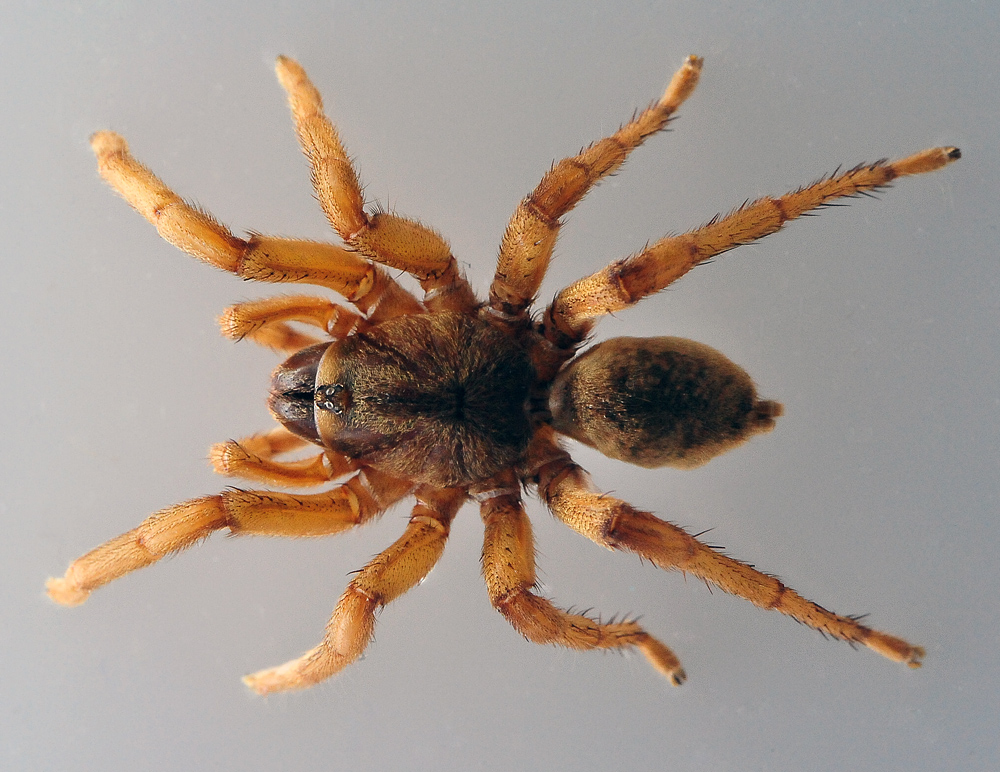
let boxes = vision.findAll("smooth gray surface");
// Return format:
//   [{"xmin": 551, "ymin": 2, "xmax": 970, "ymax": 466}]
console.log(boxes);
[{"xmin": 4, "ymin": 2, "xmax": 997, "ymax": 770}]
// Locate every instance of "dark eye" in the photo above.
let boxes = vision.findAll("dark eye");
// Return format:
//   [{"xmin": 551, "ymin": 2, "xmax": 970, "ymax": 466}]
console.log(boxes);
[{"xmin": 315, "ymin": 383, "xmax": 348, "ymax": 415}]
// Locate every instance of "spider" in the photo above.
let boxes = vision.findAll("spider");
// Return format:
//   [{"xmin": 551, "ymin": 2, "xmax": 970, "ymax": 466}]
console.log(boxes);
[{"xmin": 47, "ymin": 55, "xmax": 959, "ymax": 695}]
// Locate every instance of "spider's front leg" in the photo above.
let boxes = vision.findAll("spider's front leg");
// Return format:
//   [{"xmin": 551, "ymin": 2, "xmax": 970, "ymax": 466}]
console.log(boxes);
[
  {"xmin": 528, "ymin": 430, "xmax": 924, "ymax": 669},
  {"xmin": 46, "ymin": 469, "xmax": 411, "ymax": 607},
  {"xmin": 274, "ymin": 56, "xmax": 476, "ymax": 313},
  {"xmin": 477, "ymin": 473, "xmax": 686, "ymax": 685},
  {"xmin": 90, "ymin": 131, "xmax": 422, "ymax": 321},
  {"xmin": 243, "ymin": 486, "xmax": 465, "ymax": 695}
]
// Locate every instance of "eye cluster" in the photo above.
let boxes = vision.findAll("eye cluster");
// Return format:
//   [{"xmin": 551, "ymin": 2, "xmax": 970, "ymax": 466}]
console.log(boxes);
[{"xmin": 315, "ymin": 383, "xmax": 347, "ymax": 414}]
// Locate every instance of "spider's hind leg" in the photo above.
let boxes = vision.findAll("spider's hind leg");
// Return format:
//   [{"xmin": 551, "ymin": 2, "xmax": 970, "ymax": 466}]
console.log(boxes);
[
  {"xmin": 476, "ymin": 473, "xmax": 686, "ymax": 685},
  {"xmin": 545, "ymin": 146, "xmax": 961, "ymax": 344},
  {"xmin": 529, "ymin": 430, "xmax": 924, "ymax": 669}
]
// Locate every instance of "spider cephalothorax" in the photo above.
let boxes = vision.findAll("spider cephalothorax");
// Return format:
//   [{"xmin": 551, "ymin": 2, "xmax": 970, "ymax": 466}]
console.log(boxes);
[
  {"xmin": 271, "ymin": 312, "xmax": 536, "ymax": 487},
  {"xmin": 47, "ymin": 55, "xmax": 959, "ymax": 694}
]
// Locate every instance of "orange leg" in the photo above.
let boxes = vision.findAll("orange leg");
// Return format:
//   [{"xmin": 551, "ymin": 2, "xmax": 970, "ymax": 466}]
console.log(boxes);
[
  {"xmin": 243, "ymin": 486, "xmax": 466, "ymax": 695},
  {"xmin": 209, "ymin": 426, "xmax": 357, "ymax": 487},
  {"xmin": 90, "ymin": 130, "xmax": 422, "ymax": 319},
  {"xmin": 488, "ymin": 55, "xmax": 703, "ymax": 319},
  {"xmin": 46, "ymin": 468, "xmax": 412, "ymax": 607},
  {"xmin": 546, "ymin": 146, "xmax": 961, "ymax": 343},
  {"xmin": 219, "ymin": 295, "xmax": 367, "ymax": 353},
  {"xmin": 274, "ymin": 56, "xmax": 476, "ymax": 313},
  {"xmin": 477, "ymin": 475, "xmax": 685, "ymax": 684},
  {"xmin": 527, "ymin": 429, "xmax": 924, "ymax": 668}
]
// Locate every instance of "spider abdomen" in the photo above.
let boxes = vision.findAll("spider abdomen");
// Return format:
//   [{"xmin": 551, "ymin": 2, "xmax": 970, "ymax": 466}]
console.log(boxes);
[
  {"xmin": 314, "ymin": 312, "xmax": 534, "ymax": 487},
  {"xmin": 549, "ymin": 336, "xmax": 782, "ymax": 469}
]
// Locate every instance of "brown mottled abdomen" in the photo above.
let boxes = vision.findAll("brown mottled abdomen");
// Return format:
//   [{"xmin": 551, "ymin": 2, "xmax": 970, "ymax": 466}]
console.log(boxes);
[{"xmin": 549, "ymin": 337, "xmax": 782, "ymax": 468}]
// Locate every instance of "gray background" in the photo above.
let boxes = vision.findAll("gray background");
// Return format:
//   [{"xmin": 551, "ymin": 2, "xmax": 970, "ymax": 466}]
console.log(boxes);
[{"xmin": 3, "ymin": 2, "xmax": 997, "ymax": 770}]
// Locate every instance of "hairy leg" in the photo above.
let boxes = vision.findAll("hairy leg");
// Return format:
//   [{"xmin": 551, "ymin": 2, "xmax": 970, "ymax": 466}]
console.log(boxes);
[
  {"xmin": 46, "ymin": 468, "xmax": 412, "ymax": 607},
  {"xmin": 219, "ymin": 295, "xmax": 367, "ymax": 353},
  {"xmin": 243, "ymin": 486, "xmax": 466, "ymax": 694},
  {"xmin": 526, "ymin": 429, "xmax": 924, "ymax": 667},
  {"xmin": 90, "ymin": 131, "xmax": 422, "ymax": 319},
  {"xmin": 545, "ymin": 146, "xmax": 961, "ymax": 344},
  {"xmin": 275, "ymin": 56, "xmax": 476, "ymax": 313},
  {"xmin": 488, "ymin": 55, "xmax": 703, "ymax": 319},
  {"xmin": 210, "ymin": 426, "xmax": 357, "ymax": 487},
  {"xmin": 476, "ymin": 474, "xmax": 685, "ymax": 684}
]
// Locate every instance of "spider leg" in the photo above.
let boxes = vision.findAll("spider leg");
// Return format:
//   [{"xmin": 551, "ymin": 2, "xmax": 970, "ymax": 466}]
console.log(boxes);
[
  {"xmin": 209, "ymin": 426, "xmax": 358, "ymax": 487},
  {"xmin": 243, "ymin": 486, "xmax": 465, "ymax": 695},
  {"xmin": 45, "ymin": 468, "xmax": 411, "ymax": 607},
  {"xmin": 545, "ymin": 146, "xmax": 961, "ymax": 344},
  {"xmin": 219, "ymin": 295, "xmax": 367, "ymax": 354},
  {"xmin": 274, "ymin": 56, "xmax": 476, "ymax": 314},
  {"xmin": 527, "ymin": 429, "xmax": 924, "ymax": 668},
  {"xmin": 488, "ymin": 55, "xmax": 703, "ymax": 320},
  {"xmin": 90, "ymin": 131, "xmax": 422, "ymax": 320},
  {"xmin": 476, "ymin": 474, "xmax": 685, "ymax": 685}
]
